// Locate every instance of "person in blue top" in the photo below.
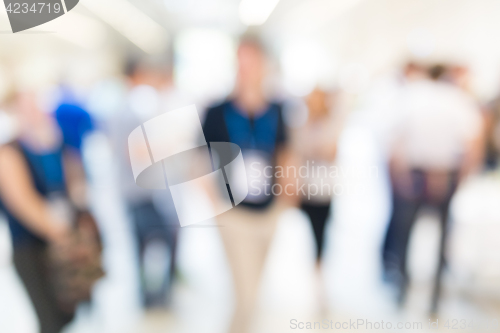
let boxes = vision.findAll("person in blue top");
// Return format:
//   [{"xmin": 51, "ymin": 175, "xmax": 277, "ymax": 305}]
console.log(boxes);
[
  {"xmin": 55, "ymin": 100, "xmax": 94, "ymax": 152},
  {"xmin": 0, "ymin": 91, "xmax": 89, "ymax": 333},
  {"xmin": 203, "ymin": 34, "xmax": 291, "ymax": 333}
]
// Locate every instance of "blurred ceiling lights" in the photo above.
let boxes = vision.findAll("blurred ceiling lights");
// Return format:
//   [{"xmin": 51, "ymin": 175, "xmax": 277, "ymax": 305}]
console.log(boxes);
[
  {"xmin": 239, "ymin": 0, "xmax": 280, "ymax": 26},
  {"xmin": 83, "ymin": 0, "xmax": 168, "ymax": 54}
]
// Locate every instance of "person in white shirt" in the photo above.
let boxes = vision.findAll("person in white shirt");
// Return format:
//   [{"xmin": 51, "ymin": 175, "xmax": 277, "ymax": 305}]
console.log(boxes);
[{"xmin": 382, "ymin": 64, "xmax": 483, "ymax": 314}]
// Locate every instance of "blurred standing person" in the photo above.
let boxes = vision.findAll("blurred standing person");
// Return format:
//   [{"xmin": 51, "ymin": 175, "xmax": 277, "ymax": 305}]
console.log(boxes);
[
  {"xmin": 291, "ymin": 88, "xmax": 343, "ymax": 308},
  {"xmin": 108, "ymin": 57, "xmax": 180, "ymax": 308},
  {"xmin": 202, "ymin": 35, "xmax": 290, "ymax": 333},
  {"xmin": 0, "ymin": 91, "xmax": 99, "ymax": 333},
  {"xmin": 448, "ymin": 65, "xmax": 487, "ymax": 169},
  {"xmin": 484, "ymin": 93, "xmax": 500, "ymax": 169},
  {"xmin": 382, "ymin": 65, "xmax": 483, "ymax": 313},
  {"xmin": 486, "ymin": 96, "xmax": 500, "ymax": 169}
]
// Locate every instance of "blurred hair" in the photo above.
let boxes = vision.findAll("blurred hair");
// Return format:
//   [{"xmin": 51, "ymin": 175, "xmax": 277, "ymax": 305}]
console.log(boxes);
[
  {"xmin": 2, "ymin": 89, "xmax": 20, "ymax": 112},
  {"xmin": 124, "ymin": 56, "xmax": 142, "ymax": 78},
  {"xmin": 238, "ymin": 32, "xmax": 267, "ymax": 55},
  {"xmin": 428, "ymin": 64, "xmax": 448, "ymax": 80},
  {"xmin": 123, "ymin": 52, "xmax": 172, "ymax": 78}
]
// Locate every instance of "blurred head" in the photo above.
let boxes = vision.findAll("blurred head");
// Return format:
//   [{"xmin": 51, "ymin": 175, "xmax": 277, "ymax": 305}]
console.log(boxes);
[
  {"xmin": 10, "ymin": 90, "xmax": 61, "ymax": 148},
  {"xmin": 306, "ymin": 88, "xmax": 330, "ymax": 120},
  {"xmin": 14, "ymin": 90, "xmax": 46, "ymax": 123},
  {"xmin": 124, "ymin": 55, "xmax": 171, "ymax": 90},
  {"xmin": 236, "ymin": 35, "xmax": 267, "ymax": 93},
  {"xmin": 449, "ymin": 64, "xmax": 470, "ymax": 89},
  {"xmin": 403, "ymin": 61, "xmax": 427, "ymax": 81},
  {"xmin": 428, "ymin": 64, "xmax": 448, "ymax": 81}
]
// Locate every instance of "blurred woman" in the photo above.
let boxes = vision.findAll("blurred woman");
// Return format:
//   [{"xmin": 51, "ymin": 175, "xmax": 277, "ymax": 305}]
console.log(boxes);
[
  {"xmin": 0, "ymin": 91, "xmax": 97, "ymax": 333},
  {"xmin": 291, "ymin": 88, "xmax": 342, "ymax": 308},
  {"xmin": 295, "ymin": 88, "xmax": 341, "ymax": 259}
]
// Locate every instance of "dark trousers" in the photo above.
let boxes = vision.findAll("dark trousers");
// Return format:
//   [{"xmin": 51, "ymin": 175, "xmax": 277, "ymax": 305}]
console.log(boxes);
[
  {"xmin": 131, "ymin": 201, "xmax": 178, "ymax": 307},
  {"xmin": 13, "ymin": 242, "xmax": 74, "ymax": 333},
  {"xmin": 301, "ymin": 201, "xmax": 332, "ymax": 261},
  {"xmin": 382, "ymin": 169, "xmax": 458, "ymax": 313}
]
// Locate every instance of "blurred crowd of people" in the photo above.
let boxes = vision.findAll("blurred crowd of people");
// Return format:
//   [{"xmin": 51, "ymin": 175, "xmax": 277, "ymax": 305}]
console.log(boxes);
[{"xmin": 0, "ymin": 33, "xmax": 499, "ymax": 333}]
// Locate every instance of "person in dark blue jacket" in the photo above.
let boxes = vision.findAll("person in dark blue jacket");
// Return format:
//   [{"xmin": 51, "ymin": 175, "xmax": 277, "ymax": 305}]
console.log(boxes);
[{"xmin": 203, "ymin": 35, "xmax": 291, "ymax": 333}]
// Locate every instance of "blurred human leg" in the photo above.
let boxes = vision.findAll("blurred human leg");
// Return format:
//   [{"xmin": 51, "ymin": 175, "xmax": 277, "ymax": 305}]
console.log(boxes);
[
  {"xmin": 13, "ymin": 242, "xmax": 74, "ymax": 333},
  {"xmin": 300, "ymin": 202, "xmax": 331, "ymax": 261},
  {"xmin": 217, "ymin": 204, "xmax": 281, "ymax": 333},
  {"xmin": 382, "ymin": 188, "xmax": 421, "ymax": 305},
  {"xmin": 131, "ymin": 201, "xmax": 176, "ymax": 308},
  {"xmin": 300, "ymin": 201, "xmax": 332, "ymax": 313},
  {"xmin": 429, "ymin": 173, "xmax": 458, "ymax": 314}
]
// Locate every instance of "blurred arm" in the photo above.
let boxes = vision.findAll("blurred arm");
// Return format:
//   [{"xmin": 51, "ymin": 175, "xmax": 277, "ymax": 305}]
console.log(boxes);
[
  {"xmin": 0, "ymin": 145, "xmax": 69, "ymax": 242},
  {"xmin": 63, "ymin": 147, "xmax": 89, "ymax": 210},
  {"xmin": 275, "ymin": 145, "xmax": 301, "ymax": 207},
  {"xmin": 458, "ymin": 100, "xmax": 486, "ymax": 182},
  {"xmin": 459, "ymin": 117, "xmax": 485, "ymax": 182}
]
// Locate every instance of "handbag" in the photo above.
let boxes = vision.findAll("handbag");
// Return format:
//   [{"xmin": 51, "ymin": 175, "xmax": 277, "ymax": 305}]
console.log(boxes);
[{"xmin": 45, "ymin": 209, "xmax": 105, "ymax": 314}]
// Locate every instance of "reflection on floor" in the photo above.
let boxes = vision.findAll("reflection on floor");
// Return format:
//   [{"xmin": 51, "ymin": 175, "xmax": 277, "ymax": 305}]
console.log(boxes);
[{"xmin": 1, "ymin": 122, "xmax": 500, "ymax": 333}]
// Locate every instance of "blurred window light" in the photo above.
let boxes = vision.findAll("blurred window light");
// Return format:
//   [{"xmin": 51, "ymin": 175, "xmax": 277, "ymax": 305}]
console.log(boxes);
[
  {"xmin": 175, "ymin": 29, "xmax": 235, "ymax": 102},
  {"xmin": 239, "ymin": 0, "xmax": 280, "ymax": 26},
  {"xmin": 280, "ymin": 40, "xmax": 334, "ymax": 96},
  {"xmin": 83, "ymin": 0, "xmax": 168, "ymax": 54}
]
